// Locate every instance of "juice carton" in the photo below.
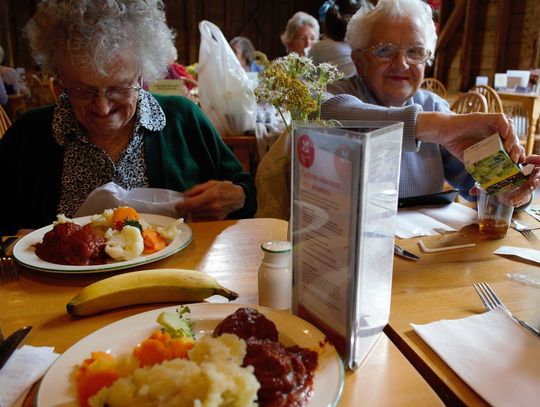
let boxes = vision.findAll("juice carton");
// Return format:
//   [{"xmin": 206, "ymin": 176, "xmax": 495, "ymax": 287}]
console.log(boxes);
[{"xmin": 463, "ymin": 133, "xmax": 533, "ymax": 190}]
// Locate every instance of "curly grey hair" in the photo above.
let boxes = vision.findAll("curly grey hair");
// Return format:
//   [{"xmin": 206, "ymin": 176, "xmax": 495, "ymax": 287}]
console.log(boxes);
[
  {"xmin": 23, "ymin": 0, "xmax": 177, "ymax": 81},
  {"xmin": 346, "ymin": 0, "xmax": 437, "ymax": 65},
  {"xmin": 280, "ymin": 11, "xmax": 320, "ymax": 50}
]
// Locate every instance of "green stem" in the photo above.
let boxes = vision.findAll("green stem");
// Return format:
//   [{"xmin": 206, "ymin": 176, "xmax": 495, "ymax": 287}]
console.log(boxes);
[
  {"xmin": 316, "ymin": 92, "xmax": 322, "ymax": 120},
  {"xmin": 277, "ymin": 107, "xmax": 293, "ymax": 138}
]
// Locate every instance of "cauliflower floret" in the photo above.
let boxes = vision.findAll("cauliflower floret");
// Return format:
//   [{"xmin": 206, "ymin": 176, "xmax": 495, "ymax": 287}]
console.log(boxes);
[
  {"xmin": 157, "ymin": 218, "xmax": 184, "ymax": 241},
  {"xmin": 53, "ymin": 214, "xmax": 73, "ymax": 225},
  {"xmin": 90, "ymin": 208, "xmax": 115, "ymax": 228},
  {"xmin": 104, "ymin": 225, "xmax": 144, "ymax": 261}
]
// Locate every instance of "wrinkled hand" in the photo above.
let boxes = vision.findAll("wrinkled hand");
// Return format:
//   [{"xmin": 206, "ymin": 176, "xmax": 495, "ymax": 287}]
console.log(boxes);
[
  {"xmin": 469, "ymin": 162, "xmax": 540, "ymax": 208},
  {"xmin": 174, "ymin": 180, "xmax": 245, "ymax": 220},
  {"xmin": 418, "ymin": 112, "xmax": 524, "ymax": 162}
]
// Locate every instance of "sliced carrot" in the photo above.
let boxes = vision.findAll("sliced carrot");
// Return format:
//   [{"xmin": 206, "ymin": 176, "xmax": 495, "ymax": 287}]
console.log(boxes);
[
  {"xmin": 75, "ymin": 351, "xmax": 120, "ymax": 407},
  {"xmin": 112, "ymin": 207, "xmax": 140, "ymax": 229},
  {"xmin": 132, "ymin": 329, "xmax": 193, "ymax": 366},
  {"xmin": 142, "ymin": 229, "xmax": 167, "ymax": 254}
]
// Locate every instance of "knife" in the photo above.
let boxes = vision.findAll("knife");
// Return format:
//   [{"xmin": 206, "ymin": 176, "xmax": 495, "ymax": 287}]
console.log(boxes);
[
  {"xmin": 394, "ymin": 244, "xmax": 420, "ymax": 260},
  {"xmin": 0, "ymin": 326, "xmax": 32, "ymax": 369}
]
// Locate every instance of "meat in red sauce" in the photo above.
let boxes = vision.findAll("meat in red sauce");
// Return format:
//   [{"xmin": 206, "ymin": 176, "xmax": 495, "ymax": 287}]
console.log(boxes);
[
  {"xmin": 213, "ymin": 307, "xmax": 318, "ymax": 407},
  {"xmin": 35, "ymin": 222, "xmax": 107, "ymax": 266},
  {"xmin": 213, "ymin": 306, "xmax": 278, "ymax": 341}
]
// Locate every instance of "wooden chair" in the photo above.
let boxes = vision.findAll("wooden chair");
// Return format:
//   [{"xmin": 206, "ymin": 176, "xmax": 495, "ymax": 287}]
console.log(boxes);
[
  {"xmin": 0, "ymin": 104, "xmax": 12, "ymax": 139},
  {"xmin": 26, "ymin": 72, "xmax": 55, "ymax": 108},
  {"xmin": 450, "ymin": 91, "xmax": 488, "ymax": 114},
  {"xmin": 470, "ymin": 85, "xmax": 504, "ymax": 113},
  {"xmin": 48, "ymin": 76, "xmax": 61, "ymax": 102},
  {"xmin": 420, "ymin": 77, "xmax": 448, "ymax": 99}
]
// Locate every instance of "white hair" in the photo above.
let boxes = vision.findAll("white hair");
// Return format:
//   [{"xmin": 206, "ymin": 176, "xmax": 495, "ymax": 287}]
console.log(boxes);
[
  {"xmin": 23, "ymin": 0, "xmax": 177, "ymax": 81},
  {"xmin": 346, "ymin": 0, "xmax": 437, "ymax": 65},
  {"xmin": 280, "ymin": 11, "xmax": 320, "ymax": 49}
]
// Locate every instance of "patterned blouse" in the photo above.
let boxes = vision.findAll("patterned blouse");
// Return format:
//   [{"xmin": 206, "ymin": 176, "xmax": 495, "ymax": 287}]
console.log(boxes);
[{"xmin": 52, "ymin": 90, "xmax": 166, "ymax": 217}]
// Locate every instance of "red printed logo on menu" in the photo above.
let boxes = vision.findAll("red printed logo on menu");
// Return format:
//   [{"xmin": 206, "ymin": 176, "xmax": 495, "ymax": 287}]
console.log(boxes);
[{"xmin": 297, "ymin": 135, "xmax": 315, "ymax": 168}]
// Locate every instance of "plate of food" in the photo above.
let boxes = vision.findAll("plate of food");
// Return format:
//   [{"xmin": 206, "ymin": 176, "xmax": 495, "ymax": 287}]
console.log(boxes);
[
  {"xmin": 13, "ymin": 207, "xmax": 192, "ymax": 273},
  {"xmin": 36, "ymin": 303, "xmax": 345, "ymax": 407}
]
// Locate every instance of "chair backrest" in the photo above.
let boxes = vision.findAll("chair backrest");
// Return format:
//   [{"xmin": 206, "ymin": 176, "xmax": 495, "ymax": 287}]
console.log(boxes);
[
  {"xmin": 420, "ymin": 77, "xmax": 448, "ymax": 99},
  {"xmin": 48, "ymin": 76, "xmax": 61, "ymax": 102},
  {"xmin": 0, "ymin": 104, "xmax": 12, "ymax": 139},
  {"xmin": 26, "ymin": 72, "xmax": 55, "ymax": 108},
  {"xmin": 470, "ymin": 85, "xmax": 504, "ymax": 113},
  {"xmin": 450, "ymin": 91, "xmax": 488, "ymax": 114}
]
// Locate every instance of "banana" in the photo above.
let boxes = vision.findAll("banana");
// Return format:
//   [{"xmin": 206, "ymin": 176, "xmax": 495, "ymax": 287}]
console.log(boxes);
[{"xmin": 66, "ymin": 268, "xmax": 239, "ymax": 316}]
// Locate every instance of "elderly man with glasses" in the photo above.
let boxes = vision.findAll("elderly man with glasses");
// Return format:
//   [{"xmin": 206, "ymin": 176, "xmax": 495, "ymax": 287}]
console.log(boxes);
[
  {"xmin": 320, "ymin": 0, "xmax": 538, "ymax": 206},
  {"xmin": 0, "ymin": 0, "xmax": 256, "ymax": 235}
]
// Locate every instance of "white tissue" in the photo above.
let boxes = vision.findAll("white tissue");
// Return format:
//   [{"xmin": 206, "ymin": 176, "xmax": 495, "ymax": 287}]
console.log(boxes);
[
  {"xmin": 0, "ymin": 345, "xmax": 59, "ymax": 407},
  {"xmin": 75, "ymin": 182, "xmax": 184, "ymax": 218}
]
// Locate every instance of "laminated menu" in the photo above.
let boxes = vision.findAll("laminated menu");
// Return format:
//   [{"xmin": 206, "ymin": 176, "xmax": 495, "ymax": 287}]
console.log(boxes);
[{"xmin": 291, "ymin": 121, "xmax": 403, "ymax": 369}]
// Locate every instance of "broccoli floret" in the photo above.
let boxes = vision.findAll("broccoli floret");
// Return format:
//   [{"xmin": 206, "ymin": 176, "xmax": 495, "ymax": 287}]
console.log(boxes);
[
  {"xmin": 123, "ymin": 219, "xmax": 143, "ymax": 232},
  {"xmin": 156, "ymin": 306, "xmax": 195, "ymax": 339}
]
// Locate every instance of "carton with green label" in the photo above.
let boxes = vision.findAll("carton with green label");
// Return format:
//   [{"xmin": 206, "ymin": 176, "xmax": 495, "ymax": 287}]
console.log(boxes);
[{"xmin": 463, "ymin": 133, "xmax": 533, "ymax": 190}]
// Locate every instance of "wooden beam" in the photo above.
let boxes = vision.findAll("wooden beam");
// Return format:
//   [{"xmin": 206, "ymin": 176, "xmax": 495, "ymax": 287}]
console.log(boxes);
[
  {"xmin": 434, "ymin": 0, "xmax": 465, "ymax": 82},
  {"xmin": 459, "ymin": 0, "xmax": 478, "ymax": 91},
  {"xmin": 185, "ymin": 0, "xmax": 199, "ymax": 64},
  {"xmin": 493, "ymin": 0, "xmax": 511, "ymax": 74}
]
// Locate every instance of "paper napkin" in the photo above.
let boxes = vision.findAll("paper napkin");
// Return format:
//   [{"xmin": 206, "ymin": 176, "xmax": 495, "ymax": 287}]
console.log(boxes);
[
  {"xmin": 75, "ymin": 182, "xmax": 184, "ymax": 218},
  {"xmin": 411, "ymin": 308, "xmax": 540, "ymax": 407},
  {"xmin": 494, "ymin": 245, "xmax": 540, "ymax": 265},
  {"xmin": 396, "ymin": 202, "xmax": 478, "ymax": 238},
  {"xmin": 0, "ymin": 345, "xmax": 59, "ymax": 407}
]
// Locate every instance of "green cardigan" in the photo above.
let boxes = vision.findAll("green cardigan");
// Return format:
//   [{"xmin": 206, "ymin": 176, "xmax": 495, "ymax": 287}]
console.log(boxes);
[{"xmin": 0, "ymin": 95, "xmax": 256, "ymax": 234}]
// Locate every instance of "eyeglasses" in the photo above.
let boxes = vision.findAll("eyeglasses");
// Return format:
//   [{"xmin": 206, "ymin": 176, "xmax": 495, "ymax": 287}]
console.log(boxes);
[
  {"xmin": 63, "ymin": 85, "xmax": 141, "ymax": 101},
  {"xmin": 361, "ymin": 43, "xmax": 432, "ymax": 65}
]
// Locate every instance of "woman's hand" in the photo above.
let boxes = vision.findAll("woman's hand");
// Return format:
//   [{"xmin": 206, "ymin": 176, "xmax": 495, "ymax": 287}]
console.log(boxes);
[
  {"xmin": 417, "ymin": 112, "xmax": 524, "ymax": 162},
  {"xmin": 174, "ymin": 180, "xmax": 246, "ymax": 220},
  {"xmin": 469, "ymin": 160, "xmax": 540, "ymax": 208}
]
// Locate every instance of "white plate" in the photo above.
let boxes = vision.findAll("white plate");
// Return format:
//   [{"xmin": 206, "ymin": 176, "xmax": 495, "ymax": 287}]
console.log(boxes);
[
  {"xmin": 37, "ymin": 303, "xmax": 344, "ymax": 407},
  {"xmin": 13, "ymin": 214, "xmax": 192, "ymax": 274}
]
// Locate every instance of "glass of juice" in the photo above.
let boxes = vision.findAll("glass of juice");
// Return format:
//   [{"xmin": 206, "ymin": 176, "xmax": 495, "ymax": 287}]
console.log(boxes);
[{"xmin": 476, "ymin": 184, "xmax": 518, "ymax": 239}]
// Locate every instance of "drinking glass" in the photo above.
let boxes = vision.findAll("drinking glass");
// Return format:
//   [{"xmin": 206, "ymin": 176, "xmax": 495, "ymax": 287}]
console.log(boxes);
[{"xmin": 476, "ymin": 184, "xmax": 517, "ymax": 239}]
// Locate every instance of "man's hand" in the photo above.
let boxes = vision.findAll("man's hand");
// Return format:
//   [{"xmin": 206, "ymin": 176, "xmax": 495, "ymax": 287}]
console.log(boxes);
[
  {"xmin": 417, "ymin": 112, "xmax": 525, "ymax": 162},
  {"xmin": 174, "ymin": 180, "xmax": 245, "ymax": 220}
]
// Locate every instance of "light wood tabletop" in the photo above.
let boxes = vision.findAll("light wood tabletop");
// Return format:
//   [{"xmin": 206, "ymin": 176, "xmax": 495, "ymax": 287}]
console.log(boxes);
[
  {"xmin": 2, "ymin": 218, "xmax": 441, "ymax": 406},
  {"xmin": 390, "ymin": 211, "xmax": 540, "ymax": 406}
]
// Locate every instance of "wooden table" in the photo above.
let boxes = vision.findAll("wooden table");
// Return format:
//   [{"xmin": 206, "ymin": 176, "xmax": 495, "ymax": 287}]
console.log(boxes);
[
  {"xmin": 497, "ymin": 91, "xmax": 540, "ymax": 155},
  {"xmin": 2, "ymin": 218, "xmax": 441, "ymax": 406},
  {"xmin": 389, "ymin": 211, "xmax": 540, "ymax": 405}
]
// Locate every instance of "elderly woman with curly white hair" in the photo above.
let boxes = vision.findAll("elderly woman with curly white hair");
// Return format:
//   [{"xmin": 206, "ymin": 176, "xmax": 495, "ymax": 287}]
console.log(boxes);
[
  {"xmin": 281, "ymin": 11, "xmax": 320, "ymax": 56},
  {"xmin": 0, "ymin": 0, "xmax": 256, "ymax": 234}
]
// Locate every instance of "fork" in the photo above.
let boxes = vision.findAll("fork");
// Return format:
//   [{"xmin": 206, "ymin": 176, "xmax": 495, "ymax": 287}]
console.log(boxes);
[
  {"xmin": 0, "ymin": 238, "xmax": 20, "ymax": 284},
  {"xmin": 473, "ymin": 282, "xmax": 540, "ymax": 337},
  {"xmin": 511, "ymin": 219, "xmax": 538, "ymax": 240}
]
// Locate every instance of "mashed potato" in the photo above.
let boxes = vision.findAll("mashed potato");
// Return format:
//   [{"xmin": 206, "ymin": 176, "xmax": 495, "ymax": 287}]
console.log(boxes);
[{"xmin": 88, "ymin": 334, "xmax": 260, "ymax": 407}]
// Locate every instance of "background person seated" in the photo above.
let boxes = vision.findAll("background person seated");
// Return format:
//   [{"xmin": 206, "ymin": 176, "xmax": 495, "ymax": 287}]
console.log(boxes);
[
  {"xmin": 229, "ymin": 36, "xmax": 263, "ymax": 73},
  {"xmin": 280, "ymin": 11, "xmax": 320, "ymax": 56},
  {"xmin": 309, "ymin": 0, "xmax": 367, "ymax": 76}
]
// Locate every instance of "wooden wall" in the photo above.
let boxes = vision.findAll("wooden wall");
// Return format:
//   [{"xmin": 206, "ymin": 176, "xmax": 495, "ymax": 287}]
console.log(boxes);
[
  {"xmin": 436, "ymin": 0, "xmax": 540, "ymax": 92},
  {"xmin": 1, "ymin": 0, "xmax": 324, "ymax": 69},
  {"xmin": 2, "ymin": 0, "xmax": 539, "ymax": 93}
]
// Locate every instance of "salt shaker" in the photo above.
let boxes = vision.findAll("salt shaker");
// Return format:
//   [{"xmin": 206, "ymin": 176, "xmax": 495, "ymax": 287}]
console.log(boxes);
[{"xmin": 257, "ymin": 240, "xmax": 292, "ymax": 310}]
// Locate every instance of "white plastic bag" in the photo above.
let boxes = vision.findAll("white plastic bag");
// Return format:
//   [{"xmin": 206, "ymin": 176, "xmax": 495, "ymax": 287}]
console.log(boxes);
[{"xmin": 197, "ymin": 20, "xmax": 257, "ymax": 135}]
